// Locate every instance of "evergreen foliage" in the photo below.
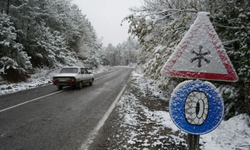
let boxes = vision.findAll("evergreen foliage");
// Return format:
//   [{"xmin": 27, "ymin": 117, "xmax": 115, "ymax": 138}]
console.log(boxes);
[
  {"xmin": 102, "ymin": 37, "xmax": 140, "ymax": 66},
  {"xmin": 125, "ymin": 0, "xmax": 250, "ymax": 118},
  {"xmin": 0, "ymin": 0, "xmax": 101, "ymax": 81},
  {"xmin": 211, "ymin": 0, "xmax": 250, "ymax": 119},
  {"xmin": 0, "ymin": 12, "xmax": 32, "ymax": 82}
]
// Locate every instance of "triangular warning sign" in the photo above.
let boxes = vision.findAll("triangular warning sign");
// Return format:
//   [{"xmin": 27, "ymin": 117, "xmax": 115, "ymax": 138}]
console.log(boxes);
[{"xmin": 161, "ymin": 12, "xmax": 238, "ymax": 82}]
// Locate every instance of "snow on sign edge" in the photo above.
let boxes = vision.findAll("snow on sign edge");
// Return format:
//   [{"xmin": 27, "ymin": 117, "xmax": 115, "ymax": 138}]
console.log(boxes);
[
  {"xmin": 161, "ymin": 12, "xmax": 238, "ymax": 82},
  {"xmin": 169, "ymin": 80, "xmax": 224, "ymax": 135}
]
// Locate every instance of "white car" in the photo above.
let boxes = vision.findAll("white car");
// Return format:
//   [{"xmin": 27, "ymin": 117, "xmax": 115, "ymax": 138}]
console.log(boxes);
[{"xmin": 52, "ymin": 66, "xmax": 94, "ymax": 90}]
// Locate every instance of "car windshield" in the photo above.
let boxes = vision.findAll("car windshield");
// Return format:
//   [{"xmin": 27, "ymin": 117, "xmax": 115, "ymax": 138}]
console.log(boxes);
[{"xmin": 59, "ymin": 68, "xmax": 78, "ymax": 73}]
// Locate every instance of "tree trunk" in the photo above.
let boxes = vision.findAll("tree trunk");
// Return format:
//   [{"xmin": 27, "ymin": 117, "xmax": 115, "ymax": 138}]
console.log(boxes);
[
  {"xmin": 245, "ymin": 82, "xmax": 250, "ymax": 116},
  {"xmin": 6, "ymin": 0, "xmax": 10, "ymax": 14}
]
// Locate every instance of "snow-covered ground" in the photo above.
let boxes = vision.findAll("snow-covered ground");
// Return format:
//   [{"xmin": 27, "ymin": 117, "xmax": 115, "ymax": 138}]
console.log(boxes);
[
  {"xmin": 201, "ymin": 114, "xmax": 250, "ymax": 150},
  {"xmin": 117, "ymin": 70, "xmax": 250, "ymax": 150},
  {"xmin": 1, "ymin": 66, "xmax": 250, "ymax": 150}
]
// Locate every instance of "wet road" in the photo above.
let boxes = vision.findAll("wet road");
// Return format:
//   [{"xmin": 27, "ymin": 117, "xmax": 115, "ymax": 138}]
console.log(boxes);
[{"xmin": 0, "ymin": 67, "xmax": 133, "ymax": 150}]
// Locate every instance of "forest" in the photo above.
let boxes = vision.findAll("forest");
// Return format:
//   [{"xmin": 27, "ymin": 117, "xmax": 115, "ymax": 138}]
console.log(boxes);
[
  {"xmin": 0, "ymin": 0, "xmax": 249, "ymax": 119},
  {"xmin": 0, "ymin": 0, "xmax": 139, "ymax": 81},
  {"xmin": 0, "ymin": 0, "xmax": 100, "ymax": 80}
]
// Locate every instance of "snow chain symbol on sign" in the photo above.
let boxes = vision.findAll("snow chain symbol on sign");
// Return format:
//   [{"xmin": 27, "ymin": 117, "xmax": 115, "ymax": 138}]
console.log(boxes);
[
  {"xmin": 190, "ymin": 45, "xmax": 210, "ymax": 68},
  {"xmin": 185, "ymin": 91, "xmax": 209, "ymax": 125}
]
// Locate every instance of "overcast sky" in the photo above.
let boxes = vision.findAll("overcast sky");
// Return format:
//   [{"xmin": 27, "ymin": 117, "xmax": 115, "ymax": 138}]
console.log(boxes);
[{"xmin": 71, "ymin": 0, "xmax": 142, "ymax": 47}]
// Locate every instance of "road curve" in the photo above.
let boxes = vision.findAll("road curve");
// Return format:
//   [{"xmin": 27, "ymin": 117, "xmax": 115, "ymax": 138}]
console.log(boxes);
[{"xmin": 0, "ymin": 66, "xmax": 133, "ymax": 150}]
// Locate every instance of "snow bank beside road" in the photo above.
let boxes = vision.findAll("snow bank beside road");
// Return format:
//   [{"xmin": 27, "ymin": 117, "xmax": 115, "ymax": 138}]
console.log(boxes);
[
  {"xmin": 201, "ymin": 114, "xmax": 250, "ymax": 150},
  {"xmin": 120, "ymin": 69, "xmax": 250, "ymax": 149},
  {"xmin": 0, "ymin": 67, "xmax": 57, "ymax": 95}
]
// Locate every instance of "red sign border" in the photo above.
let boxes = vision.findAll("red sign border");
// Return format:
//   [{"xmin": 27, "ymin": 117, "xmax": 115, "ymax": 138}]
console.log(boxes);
[{"xmin": 161, "ymin": 15, "xmax": 238, "ymax": 82}]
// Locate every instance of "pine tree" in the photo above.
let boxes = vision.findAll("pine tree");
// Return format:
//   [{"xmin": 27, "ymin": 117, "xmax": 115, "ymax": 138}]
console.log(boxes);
[
  {"xmin": 0, "ymin": 12, "xmax": 32, "ymax": 82},
  {"xmin": 211, "ymin": 0, "xmax": 250, "ymax": 118},
  {"xmin": 124, "ymin": 0, "xmax": 196, "ymax": 80}
]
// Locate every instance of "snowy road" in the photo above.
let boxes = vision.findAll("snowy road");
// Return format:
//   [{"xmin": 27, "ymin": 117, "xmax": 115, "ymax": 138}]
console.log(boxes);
[{"xmin": 0, "ymin": 67, "xmax": 133, "ymax": 150}]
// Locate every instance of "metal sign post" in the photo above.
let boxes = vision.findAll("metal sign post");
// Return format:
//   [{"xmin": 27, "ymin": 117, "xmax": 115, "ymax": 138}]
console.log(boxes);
[
  {"xmin": 169, "ymin": 80, "xmax": 224, "ymax": 150},
  {"xmin": 188, "ymin": 134, "xmax": 200, "ymax": 150}
]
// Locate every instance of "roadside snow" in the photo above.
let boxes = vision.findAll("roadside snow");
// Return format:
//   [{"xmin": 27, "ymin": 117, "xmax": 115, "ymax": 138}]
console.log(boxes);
[
  {"xmin": 201, "ymin": 114, "xmax": 250, "ymax": 150},
  {"xmin": 0, "ymin": 67, "xmax": 57, "ymax": 95},
  {"xmin": 118, "ymin": 69, "xmax": 250, "ymax": 149}
]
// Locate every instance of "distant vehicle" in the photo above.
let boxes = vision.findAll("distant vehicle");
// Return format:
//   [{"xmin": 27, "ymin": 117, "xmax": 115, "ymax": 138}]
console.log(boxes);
[{"xmin": 52, "ymin": 66, "xmax": 94, "ymax": 90}]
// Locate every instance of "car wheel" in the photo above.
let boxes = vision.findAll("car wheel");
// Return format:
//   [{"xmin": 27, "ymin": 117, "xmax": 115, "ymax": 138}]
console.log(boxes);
[
  {"xmin": 79, "ymin": 82, "xmax": 83, "ymax": 89},
  {"xmin": 89, "ymin": 79, "xmax": 93, "ymax": 86},
  {"xmin": 58, "ymin": 86, "xmax": 63, "ymax": 90}
]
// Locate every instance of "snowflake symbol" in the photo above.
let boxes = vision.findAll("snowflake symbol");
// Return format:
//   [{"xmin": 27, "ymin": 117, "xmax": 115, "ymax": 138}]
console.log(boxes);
[{"xmin": 190, "ymin": 45, "xmax": 210, "ymax": 68}]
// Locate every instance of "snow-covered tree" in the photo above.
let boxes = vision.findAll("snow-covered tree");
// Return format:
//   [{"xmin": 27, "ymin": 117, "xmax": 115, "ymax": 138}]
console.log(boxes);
[
  {"xmin": 0, "ymin": 12, "xmax": 32, "ymax": 81},
  {"xmin": 102, "ymin": 37, "xmax": 140, "ymax": 66},
  {"xmin": 34, "ymin": 22, "xmax": 72, "ymax": 66},
  {"xmin": 0, "ymin": 0, "xmax": 102, "ymax": 81},
  {"xmin": 120, "ymin": 37, "xmax": 140, "ymax": 65},
  {"xmin": 210, "ymin": 0, "xmax": 250, "ymax": 118},
  {"xmin": 124, "ymin": 0, "xmax": 197, "ymax": 82},
  {"xmin": 104, "ymin": 44, "xmax": 116, "ymax": 66},
  {"xmin": 125, "ymin": 0, "xmax": 250, "ymax": 118}
]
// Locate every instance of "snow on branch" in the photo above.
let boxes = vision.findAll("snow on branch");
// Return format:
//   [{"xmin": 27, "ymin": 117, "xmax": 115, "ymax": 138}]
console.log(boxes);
[
  {"xmin": 213, "ymin": 23, "xmax": 250, "ymax": 30},
  {"xmin": 222, "ymin": 39, "xmax": 240, "ymax": 45}
]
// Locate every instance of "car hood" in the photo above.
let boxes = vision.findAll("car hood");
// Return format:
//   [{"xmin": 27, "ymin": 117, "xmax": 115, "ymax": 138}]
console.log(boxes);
[{"xmin": 53, "ymin": 73, "xmax": 78, "ymax": 77}]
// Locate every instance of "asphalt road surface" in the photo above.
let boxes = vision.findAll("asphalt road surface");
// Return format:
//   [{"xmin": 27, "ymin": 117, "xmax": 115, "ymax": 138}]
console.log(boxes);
[{"xmin": 0, "ymin": 66, "xmax": 133, "ymax": 150}]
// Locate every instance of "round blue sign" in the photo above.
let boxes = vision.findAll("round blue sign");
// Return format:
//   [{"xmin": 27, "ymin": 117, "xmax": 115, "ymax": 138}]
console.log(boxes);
[{"xmin": 169, "ymin": 80, "xmax": 224, "ymax": 135}]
